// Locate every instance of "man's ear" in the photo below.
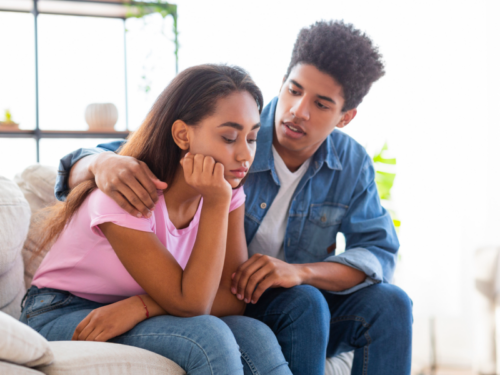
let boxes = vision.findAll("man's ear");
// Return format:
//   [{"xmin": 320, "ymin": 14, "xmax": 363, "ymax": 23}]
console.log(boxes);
[
  {"xmin": 171, "ymin": 120, "xmax": 190, "ymax": 150},
  {"xmin": 337, "ymin": 108, "xmax": 357, "ymax": 129}
]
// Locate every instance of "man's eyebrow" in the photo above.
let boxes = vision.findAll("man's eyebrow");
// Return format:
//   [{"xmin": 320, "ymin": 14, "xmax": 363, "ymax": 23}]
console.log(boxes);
[
  {"xmin": 218, "ymin": 122, "xmax": 261, "ymax": 130},
  {"xmin": 290, "ymin": 79, "xmax": 336, "ymax": 105},
  {"xmin": 317, "ymin": 95, "xmax": 336, "ymax": 104},
  {"xmin": 290, "ymin": 80, "xmax": 304, "ymax": 90}
]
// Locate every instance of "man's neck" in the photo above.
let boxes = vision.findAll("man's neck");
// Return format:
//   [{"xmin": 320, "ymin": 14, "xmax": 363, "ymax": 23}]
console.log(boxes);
[{"xmin": 272, "ymin": 127, "xmax": 319, "ymax": 172}]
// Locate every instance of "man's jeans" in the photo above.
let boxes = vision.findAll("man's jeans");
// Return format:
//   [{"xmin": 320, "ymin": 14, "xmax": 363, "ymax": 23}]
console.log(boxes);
[
  {"xmin": 20, "ymin": 286, "xmax": 291, "ymax": 375},
  {"xmin": 245, "ymin": 283, "xmax": 413, "ymax": 375}
]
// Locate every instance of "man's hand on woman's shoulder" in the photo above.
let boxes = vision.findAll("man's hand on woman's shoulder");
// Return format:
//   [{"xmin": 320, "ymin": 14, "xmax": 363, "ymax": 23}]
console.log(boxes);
[{"xmin": 88, "ymin": 152, "xmax": 168, "ymax": 218}]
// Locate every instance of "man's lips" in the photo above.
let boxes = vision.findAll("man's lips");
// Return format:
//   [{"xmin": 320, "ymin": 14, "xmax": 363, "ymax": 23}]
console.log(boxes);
[
  {"xmin": 283, "ymin": 121, "xmax": 305, "ymax": 134},
  {"xmin": 282, "ymin": 121, "xmax": 306, "ymax": 139}
]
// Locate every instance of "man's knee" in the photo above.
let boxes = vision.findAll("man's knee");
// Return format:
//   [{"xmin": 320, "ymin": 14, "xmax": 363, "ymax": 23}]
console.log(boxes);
[
  {"xmin": 280, "ymin": 285, "xmax": 331, "ymax": 324},
  {"xmin": 366, "ymin": 284, "xmax": 413, "ymax": 326}
]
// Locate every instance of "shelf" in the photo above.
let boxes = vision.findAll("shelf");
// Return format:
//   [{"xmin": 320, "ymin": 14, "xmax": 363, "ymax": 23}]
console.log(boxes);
[
  {"xmin": 0, "ymin": 129, "xmax": 130, "ymax": 139},
  {"xmin": 0, "ymin": 0, "xmax": 167, "ymax": 19}
]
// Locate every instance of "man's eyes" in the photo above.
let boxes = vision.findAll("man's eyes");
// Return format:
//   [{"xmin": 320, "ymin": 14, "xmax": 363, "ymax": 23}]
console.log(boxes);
[
  {"xmin": 288, "ymin": 87, "xmax": 300, "ymax": 95},
  {"xmin": 316, "ymin": 101, "xmax": 329, "ymax": 109}
]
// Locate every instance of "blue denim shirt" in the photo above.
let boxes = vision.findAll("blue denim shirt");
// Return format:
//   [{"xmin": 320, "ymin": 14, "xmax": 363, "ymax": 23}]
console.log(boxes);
[{"xmin": 55, "ymin": 97, "xmax": 399, "ymax": 294}]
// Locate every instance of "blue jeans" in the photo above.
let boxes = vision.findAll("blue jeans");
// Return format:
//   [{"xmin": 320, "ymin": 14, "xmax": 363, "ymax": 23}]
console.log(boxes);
[
  {"xmin": 244, "ymin": 283, "xmax": 413, "ymax": 375},
  {"xmin": 20, "ymin": 286, "xmax": 291, "ymax": 375}
]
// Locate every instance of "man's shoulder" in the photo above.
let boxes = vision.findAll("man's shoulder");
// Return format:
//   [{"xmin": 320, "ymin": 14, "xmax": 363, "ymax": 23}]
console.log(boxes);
[
  {"xmin": 330, "ymin": 129, "xmax": 366, "ymax": 154},
  {"xmin": 329, "ymin": 129, "xmax": 369, "ymax": 166}
]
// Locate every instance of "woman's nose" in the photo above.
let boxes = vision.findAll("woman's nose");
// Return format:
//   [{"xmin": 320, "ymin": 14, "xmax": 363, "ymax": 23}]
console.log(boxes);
[{"xmin": 236, "ymin": 140, "xmax": 253, "ymax": 163}]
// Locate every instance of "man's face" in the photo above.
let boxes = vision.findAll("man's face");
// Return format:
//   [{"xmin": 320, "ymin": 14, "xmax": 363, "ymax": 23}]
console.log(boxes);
[{"xmin": 274, "ymin": 63, "xmax": 356, "ymax": 156}]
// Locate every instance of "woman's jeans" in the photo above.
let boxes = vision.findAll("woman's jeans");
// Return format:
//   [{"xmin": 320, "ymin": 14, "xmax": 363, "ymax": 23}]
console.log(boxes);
[{"xmin": 20, "ymin": 286, "xmax": 291, "ymax": 375}]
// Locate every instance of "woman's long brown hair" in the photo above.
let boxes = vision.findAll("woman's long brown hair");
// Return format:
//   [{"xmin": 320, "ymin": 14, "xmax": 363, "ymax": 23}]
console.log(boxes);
[{"xmin": 33, "ymin": 64, "xmax": 263, "ymax": 258}]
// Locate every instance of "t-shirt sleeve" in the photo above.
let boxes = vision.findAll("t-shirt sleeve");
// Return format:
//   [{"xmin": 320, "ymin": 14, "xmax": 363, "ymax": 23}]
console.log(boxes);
[
  {"xmin": 229, "ymin": 186, "xmax": 246, "ymax": 212},
  {"xmin": 87, "ymin": 189, "xmax": 155, "ymax": 237}
]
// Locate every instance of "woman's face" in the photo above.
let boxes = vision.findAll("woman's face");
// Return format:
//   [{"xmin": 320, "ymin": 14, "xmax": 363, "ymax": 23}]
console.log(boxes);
[{"xmin": 187, "ymin": 91, "xmax": 261, "ymax": 188}]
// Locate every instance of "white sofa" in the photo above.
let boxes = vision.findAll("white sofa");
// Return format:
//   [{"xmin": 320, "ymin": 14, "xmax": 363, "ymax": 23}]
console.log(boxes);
[{"xmin": 0, "ymin": 164, "xmax": 352, "ymax": 374}]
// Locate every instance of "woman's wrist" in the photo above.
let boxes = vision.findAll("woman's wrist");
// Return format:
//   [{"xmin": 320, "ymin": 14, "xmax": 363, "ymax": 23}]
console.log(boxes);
[{"xmin": 127, "ymin": 296, "xmax": 149, "ymax": 324}]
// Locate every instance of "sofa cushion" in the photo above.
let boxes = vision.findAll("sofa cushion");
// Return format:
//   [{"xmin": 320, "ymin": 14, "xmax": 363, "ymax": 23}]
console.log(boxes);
[
  {"xmin": 0, "ymin": 311, "xmax": 54, "ymax": 367},
  {"xmin": 14, "ymin": 165, "xmax": 57, "ymax": 289},
  {"xmin": 0, "ymin": 362, "xmax": 44, "ymax": 374},
  {"xmin": 0, "ymin": 254, "xmax": 25, "ymax": 318},
  {"xmin": 0, "ymin": 176, "xmax": 30, "ymax": 317},
  {"xmin": 0, "ymin": 176, "xmax": 31, "ymax": 274},
  {"xmin": 38, "ymin": 341, "xmax": 185, "ymax": 375}
]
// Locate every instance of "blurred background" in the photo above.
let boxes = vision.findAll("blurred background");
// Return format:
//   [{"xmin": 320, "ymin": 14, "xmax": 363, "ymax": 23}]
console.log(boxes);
[{"xmin": 1, "ymin": 1, "xmax": 500, "ymax": 374}]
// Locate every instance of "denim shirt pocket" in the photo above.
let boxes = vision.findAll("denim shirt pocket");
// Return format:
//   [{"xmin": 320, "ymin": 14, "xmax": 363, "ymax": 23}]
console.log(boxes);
[{"xmin": 297, "ymin": 203, "xmax": 348, "ymax": 261}]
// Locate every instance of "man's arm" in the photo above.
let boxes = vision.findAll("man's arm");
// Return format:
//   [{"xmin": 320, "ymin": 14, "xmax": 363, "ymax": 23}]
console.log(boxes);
[
  {"xmin": 231, "ymin": 154, "xmax": 398, "ymax": 303},
  {"xmin": 57, "ymin": 140, "xmax": 167, "ymax": 218}
]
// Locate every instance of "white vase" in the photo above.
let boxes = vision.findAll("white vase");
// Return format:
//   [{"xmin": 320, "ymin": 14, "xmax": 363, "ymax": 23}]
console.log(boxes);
[{"xmin": 85, "ymin": 103, "xmax": 118, "ymax": 131}]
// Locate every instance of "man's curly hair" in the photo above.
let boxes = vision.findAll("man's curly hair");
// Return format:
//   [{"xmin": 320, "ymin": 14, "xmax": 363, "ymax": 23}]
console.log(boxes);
[{"xmin": 285, "ymin": 20, "xmax": 385, "ymax": 111}]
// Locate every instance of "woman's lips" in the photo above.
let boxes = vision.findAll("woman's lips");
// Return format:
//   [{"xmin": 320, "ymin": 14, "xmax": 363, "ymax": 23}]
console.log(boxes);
[
  {"xmin": 230, "ymin": 167, "xmax": 248, "ymax": 178},
  {"xmin": 282, "ymin": 121, "xmax": 305, "ymax": 139}
]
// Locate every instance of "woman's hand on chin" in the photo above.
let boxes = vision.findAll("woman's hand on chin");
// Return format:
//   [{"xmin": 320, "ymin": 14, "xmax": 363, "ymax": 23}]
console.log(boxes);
[
  {"xmin": 71, "ymin": 297, "xmax": 147, "ymax": 342},
  {"xmin": 180, "ymin": 152, "xmax": 232, "ymax": 205}
]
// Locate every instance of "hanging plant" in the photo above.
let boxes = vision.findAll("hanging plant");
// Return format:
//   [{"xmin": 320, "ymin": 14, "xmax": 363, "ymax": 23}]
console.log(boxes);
[{"xmin": 124, "ymin": 0, "xmax": 179, "ymax": 75}]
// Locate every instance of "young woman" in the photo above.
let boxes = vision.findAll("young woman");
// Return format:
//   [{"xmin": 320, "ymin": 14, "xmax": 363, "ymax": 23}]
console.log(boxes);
[{"xmin": 20, "ymin": 65, "xmax": 291, "ymax": 375}]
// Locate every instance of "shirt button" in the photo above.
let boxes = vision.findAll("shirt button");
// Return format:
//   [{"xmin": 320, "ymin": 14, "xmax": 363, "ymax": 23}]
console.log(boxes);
[
  {"xmin": 260, "ymin": 202, "xmax": 267, "ymax": 209},
  {"xmin": 321, "ymin": 215, "xmax": 327, "ymax": 222}
]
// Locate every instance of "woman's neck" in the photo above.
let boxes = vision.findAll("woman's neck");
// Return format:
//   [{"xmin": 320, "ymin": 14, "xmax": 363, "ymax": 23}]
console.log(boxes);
[{"xmin": 163, "ymin": 167, "xmax": 202, "ymax": 229}]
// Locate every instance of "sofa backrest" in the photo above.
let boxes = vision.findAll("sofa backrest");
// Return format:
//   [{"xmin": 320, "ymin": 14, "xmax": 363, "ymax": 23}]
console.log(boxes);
[
  {"xmin": 14, "ymin": 165, "xmax": 57, "ymax": 289},
  {"xmin": 0, "ymin": 176, "xmax": 31, "ymax": 318}
]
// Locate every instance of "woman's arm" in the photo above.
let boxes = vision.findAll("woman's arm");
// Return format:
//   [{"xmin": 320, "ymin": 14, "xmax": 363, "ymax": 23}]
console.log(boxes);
[
  {"xmin": 73, "ymin": 202, "xmax": 246, "ymax": 341},
  {"xmin": 99, "ymin": 154, "xmax": 232, "ymax": 317},
  {"xmin": 210, "ymin": 203, "xmax": 247, "ymax": 317}
]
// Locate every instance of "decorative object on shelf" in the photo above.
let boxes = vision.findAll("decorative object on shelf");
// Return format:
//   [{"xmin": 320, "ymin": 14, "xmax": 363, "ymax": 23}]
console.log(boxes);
[
  {"xmin": 0, "ymin": 109, "xmax": 20, "ymax": 130},
  {"xmin": 84, "ymin": 103, "xmax": 118, "ymax": 131}
]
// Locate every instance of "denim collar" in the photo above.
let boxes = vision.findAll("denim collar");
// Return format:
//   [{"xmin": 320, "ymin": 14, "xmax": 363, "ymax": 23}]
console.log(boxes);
[{"xmin": 250, "ymin": 97, "xmax": 343, "ymax": 175}]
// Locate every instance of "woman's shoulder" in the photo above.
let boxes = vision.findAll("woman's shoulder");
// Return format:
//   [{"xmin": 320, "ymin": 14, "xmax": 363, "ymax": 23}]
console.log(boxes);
[
  {"xmin": 87, "ymin": 189, "xmax": 155, "ymax": 236},
  {"xmin": 229, "ymin": 186, "xmax": 246, "ymax": 212}
]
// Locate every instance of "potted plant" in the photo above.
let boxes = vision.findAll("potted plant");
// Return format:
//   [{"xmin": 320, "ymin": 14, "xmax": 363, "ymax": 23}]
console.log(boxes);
[{"xmin": 0, "ymin": 109, "xmax": 19, "ymax": 130}]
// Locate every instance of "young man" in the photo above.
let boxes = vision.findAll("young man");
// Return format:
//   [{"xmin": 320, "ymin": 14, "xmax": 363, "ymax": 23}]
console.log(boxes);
[{"xmin": 57, "ymin": 21, "xmax": 412, "ymax": 374}]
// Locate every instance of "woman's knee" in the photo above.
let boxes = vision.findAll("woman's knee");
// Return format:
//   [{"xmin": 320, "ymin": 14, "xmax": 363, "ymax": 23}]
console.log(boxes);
[{"xmin": 221, "ymin": 316, "xmax": 290, "ymax": 374}]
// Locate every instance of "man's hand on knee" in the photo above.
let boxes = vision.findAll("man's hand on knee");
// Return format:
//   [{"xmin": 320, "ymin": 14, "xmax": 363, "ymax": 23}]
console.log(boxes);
[
  {"xmin": 230, "ymin": 254, "xmax": 307, "ymax": 304},
  {"xmin": 91, "ymin": 152, "xmax": 168, "ymax": 218}
]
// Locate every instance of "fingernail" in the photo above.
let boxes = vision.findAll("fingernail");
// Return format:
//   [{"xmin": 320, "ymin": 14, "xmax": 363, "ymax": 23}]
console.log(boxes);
[
  {"xmin": 231, "ymin": 287, "xmax": 236, "ymax": 294},
  {"xmin": 231, "ymin": 273, "xmax": 235, "ymax": 279},
  {"xmin": 244, "ymin": 298, "xmax": 249, "ymax": 303},
  {"xmin": 146, "ymin": 211, "xmax": 152, "ymax": 218},
  {"xmin": 136, "ymin": 213, "xmax": 142, "ymax": 218},
  {"xmin": 237, "ymin": 294, "xmax": 242, "ymax": 300}
]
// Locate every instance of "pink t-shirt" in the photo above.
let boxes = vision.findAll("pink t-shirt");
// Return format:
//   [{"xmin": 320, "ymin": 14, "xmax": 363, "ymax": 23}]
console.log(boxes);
[{"xmin": 32, "ymin": 187, "xmax": 245, "ymax": 303}]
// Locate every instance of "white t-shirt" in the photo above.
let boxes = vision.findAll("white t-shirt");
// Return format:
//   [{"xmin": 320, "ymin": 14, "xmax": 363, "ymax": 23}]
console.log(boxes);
[{"xmin": 248, "ymin": 146, "xmax": 311, "ymax": 260}]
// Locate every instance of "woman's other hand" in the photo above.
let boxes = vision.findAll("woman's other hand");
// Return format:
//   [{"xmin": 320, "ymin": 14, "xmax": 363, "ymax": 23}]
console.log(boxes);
[
  {"xmin": 180, "ymin": 152, "xmax": 232, "ymax": 205},
  {"xmin": 71, "ymin": 296, "xmax": 147, "ymax": 342}
]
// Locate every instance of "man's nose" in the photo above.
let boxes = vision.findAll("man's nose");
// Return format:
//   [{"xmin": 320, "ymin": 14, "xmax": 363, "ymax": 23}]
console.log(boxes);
[{"xmin": 291, "ymin": 97, "xmax": 310, "ymax": 121}]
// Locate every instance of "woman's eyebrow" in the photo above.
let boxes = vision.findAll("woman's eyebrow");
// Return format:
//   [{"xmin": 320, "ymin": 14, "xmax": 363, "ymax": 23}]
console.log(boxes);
[{"xmin": 218, "ymin": 122, "xmax": 261, "ymax": 130}]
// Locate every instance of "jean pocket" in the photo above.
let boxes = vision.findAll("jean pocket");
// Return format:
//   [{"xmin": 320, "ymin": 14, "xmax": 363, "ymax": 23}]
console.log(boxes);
[{"xmin": 25, "ymin": 291, "xmax": 74, "ymax": 319}]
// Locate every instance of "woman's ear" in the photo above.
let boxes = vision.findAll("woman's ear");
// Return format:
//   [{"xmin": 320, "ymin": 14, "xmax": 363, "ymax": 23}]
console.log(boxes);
[{"xmin": 171, "ymin": 120, "xmax": 190, "ymax": 150}]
